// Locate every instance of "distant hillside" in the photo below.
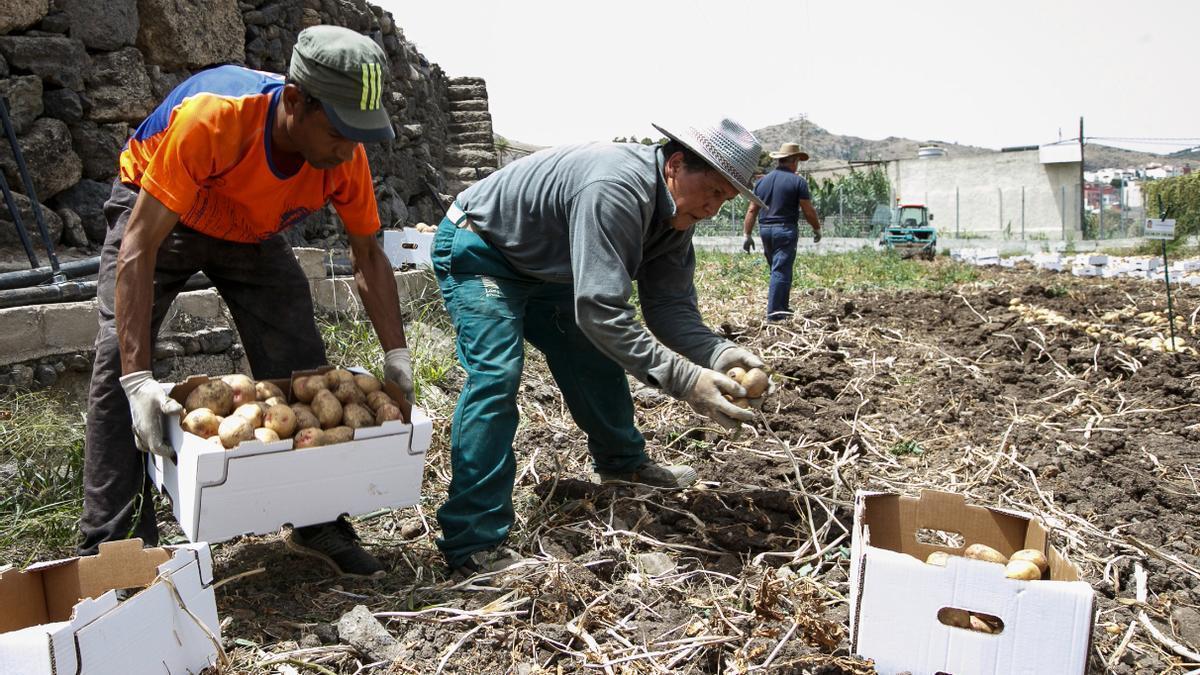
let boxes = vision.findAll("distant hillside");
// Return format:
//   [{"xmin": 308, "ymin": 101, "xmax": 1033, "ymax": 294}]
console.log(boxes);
[{"xmin": 494, "ymin": 120, "xmax": 1191, "ymax": 172}]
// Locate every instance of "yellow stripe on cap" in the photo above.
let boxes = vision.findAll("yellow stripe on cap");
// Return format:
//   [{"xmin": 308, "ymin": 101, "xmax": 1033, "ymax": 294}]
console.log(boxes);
[{"xmin": 360, "ymin": 63, "xmax": 370, "ymax": 110}]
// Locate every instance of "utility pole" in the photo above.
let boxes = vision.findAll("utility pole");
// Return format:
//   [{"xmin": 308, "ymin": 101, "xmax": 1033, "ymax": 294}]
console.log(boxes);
[{"xmin": 1079, "ymin": 116, "xmax": 1085, "ymax": 238}]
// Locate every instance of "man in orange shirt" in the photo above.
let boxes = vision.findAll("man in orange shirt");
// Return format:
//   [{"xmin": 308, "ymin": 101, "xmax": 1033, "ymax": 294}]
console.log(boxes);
[{"xmin": 79, "ymin": 26, "xmax": 410, "ymax": 578}]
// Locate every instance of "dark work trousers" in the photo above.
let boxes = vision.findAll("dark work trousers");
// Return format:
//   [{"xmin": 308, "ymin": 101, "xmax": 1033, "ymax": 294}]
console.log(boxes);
[
  {"xmin": 759, "ymin": 223, "xmax": 799, "ymax": 321},
  {"xmin": 78, "ymin": 180, "xmax": 328, "ymax": 555}
]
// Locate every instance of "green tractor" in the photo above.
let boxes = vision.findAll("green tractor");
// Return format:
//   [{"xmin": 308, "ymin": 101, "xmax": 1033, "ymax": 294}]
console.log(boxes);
[{"xmin": 880, "ymin": 204, "xmax": 937, "ymax": 260}]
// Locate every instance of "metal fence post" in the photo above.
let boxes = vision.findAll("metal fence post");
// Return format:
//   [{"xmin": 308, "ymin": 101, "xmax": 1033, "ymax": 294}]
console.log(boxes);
[
  {"xmin": 955, "ymin": 187, "xmax": 960, "ymax": 238},
  {"xmin": 998, "ymin": 187, "xmax": 1003, "ymax": 237},
  {"xmin": 1021, "ymin": 186, "xmax": 1025, "ymax": 240},
  {"xmin": 1061, "ymin": 185, "xmax": 1066, "ymax": 239}
]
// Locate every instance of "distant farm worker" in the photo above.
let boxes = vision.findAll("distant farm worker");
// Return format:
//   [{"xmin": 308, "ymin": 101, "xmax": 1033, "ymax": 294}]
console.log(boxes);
[
  {"xmin": 742, "ymin": 142, "xmax": 823, "ymax": 322},
  {"xmin": 432, "ymin": 118, "xmax": 771, "ymax": 574},
  {"xmin": 79, "ymin": 26, "xmax": 411, "ymax": 579}
]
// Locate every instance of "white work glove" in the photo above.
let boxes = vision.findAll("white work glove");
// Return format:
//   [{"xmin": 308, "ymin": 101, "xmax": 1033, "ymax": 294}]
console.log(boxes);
[
  {"xmin": 712, "ymin": 346, "xmax": 766, "ymax": 374},
  {"xmin": 383, "ymin": 347, "xmax": 414, "ymax": 402},
  {"xmin": 119, "ymin": 371, "xmax": 183, "ymax": 458},
  {"xmin": 742, "ymin": 234, "xmax": 755, "ymax": 253},
  {"xmin": 683, "ymin": 369, "xmax": 756, "ymax": 431}
]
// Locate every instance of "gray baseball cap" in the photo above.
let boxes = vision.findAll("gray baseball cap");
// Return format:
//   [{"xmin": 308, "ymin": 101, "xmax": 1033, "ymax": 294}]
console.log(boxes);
[{"xmin": 288, "ymin": 25, "xmax": 395, "ymax": 143}]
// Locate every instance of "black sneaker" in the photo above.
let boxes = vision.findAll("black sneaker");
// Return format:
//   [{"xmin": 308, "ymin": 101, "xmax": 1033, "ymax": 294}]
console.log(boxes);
[
  {"xmin": 285, "ymin": 518, "xmax": 385, "ymax": 579},
  {"xmin": 597, "ymin": 460, "xmax": 698, "ymax": 489}
]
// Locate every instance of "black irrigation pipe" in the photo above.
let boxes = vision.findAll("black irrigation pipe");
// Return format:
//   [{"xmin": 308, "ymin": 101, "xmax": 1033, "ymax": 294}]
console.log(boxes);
[{"xmin": 0, "ymin": 256, "xmax": 102, "ymax": 291}]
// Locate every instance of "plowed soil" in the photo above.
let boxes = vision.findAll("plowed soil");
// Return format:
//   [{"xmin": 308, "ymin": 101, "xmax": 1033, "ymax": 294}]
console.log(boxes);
[{"xmin": 210, "ymin": 263, "xmax": 1200, "ymax": 674}]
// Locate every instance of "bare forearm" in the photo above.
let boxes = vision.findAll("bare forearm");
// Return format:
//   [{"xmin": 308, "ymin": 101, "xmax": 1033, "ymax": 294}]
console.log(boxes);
[
  {"xmin": 743, "ymin": 205, "xmax": 759, "ymax": 236},
  {"xmin": 801, "ymin": 202, "xmax": 822, "ymax": 232},
  {"xmin": 115, "ymin": 243, "xmax": 158, "ymax": 374},
  {"xmin": 352, "ymin": 241, "xmax": 406, "ymax": 351}
]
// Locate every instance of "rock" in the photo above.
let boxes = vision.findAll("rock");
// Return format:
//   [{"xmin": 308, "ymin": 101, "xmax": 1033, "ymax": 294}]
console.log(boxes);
[
  {"xmin": 33, "ymin": 364, "xmax": 56, "ymax": 387},
  {"xmin": 1173, "ymin": 606, "xmax": 1200, "ymax": 652},
  {"xmin": 56, "ymin": 207, "xmax": 87, "ymax": 247},
  {"xmin": 9, "ymin": 364, "xmax": 34, "ymax": 388},
  {"xmin": 69, "ymin": 121, "xmax": 127, "ymax": 181},
  {"xmin": 0, "ymin": 117, "xmax": 82, "ymax": 200},
  {"xmin": 59, "ymin": 0, "xmax": 138, "ymax": 51},
  {"xmin": 0, "ymin": 36, "xmax": 89, "ymax": 91},
  {"xmin": 0, "ymin": 0, "xmax": 49, "ymax": 35},
  {"xmin": 37, "ymin": 12, "xmax": 70, "ymax": 34},
  {"xmin": 335, "ymin": 605, "xmax": 403, "ymax": 662},
  {"xmin": 50, "ymin": 178, "xmax": 109, "ymax": 244},
  {"xmin": 67, "ymin": 354, "xmax": 91, "ymax": 372},
  {"xmin": 634, "ymin": 552, "xmax": 676, "ymax": 577},
  {"xmin": 145, "ymin": 65, "xmax": 187, "ymax": 101},
  {"xmin": 0, "ymin": 75, "xmax": 42, "ymax": 134},
  {"xmin": 0, "ymin": 192, "xmax": 63, "ymax": 250},
  {"xmin": 398, "ymin": 518, "xmax": 423, "ymax": 540},
  {"xmin": 85, "ymin": 48, "xmax": 155, "ymax": 123},
  {"xmin": 42, "ymin": 88, "xmax": 83, "ymax": 123},
  {"xmin": 198, "ymin": 328, "xmax": 234, "ymax": 354},
  {"xmin": 154, "ymin": 340, "xmax": 184, "ymax": 360},
  {"xmin": 136, "ymin": 0, "xmax": 245, "ymax": 70}
]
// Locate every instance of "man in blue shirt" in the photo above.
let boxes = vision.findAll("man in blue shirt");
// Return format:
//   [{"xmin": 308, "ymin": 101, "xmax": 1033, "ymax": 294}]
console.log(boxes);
[{"xmin": 742, "ymin": 142, "xmax": 823, "ymax": 321}]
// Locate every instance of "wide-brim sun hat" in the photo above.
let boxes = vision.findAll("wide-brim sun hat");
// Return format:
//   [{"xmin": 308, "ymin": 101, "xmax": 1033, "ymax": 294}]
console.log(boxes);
[
  {"xmin": 768, "ymin": 142, "xmax": 810, "ymax": 161},
  {"xmin": 652, "ymin": 118, "xmax": 765, "ymax": 207},
  {"xmin": 289, "ymin": 25, "xmax": 396, "ymax": 143}
]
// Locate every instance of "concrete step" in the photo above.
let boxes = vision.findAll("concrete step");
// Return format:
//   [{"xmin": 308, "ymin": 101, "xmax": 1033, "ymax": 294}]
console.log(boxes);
[
  {"xmin": 448, "ymin": 85, "xmax": 487, "ymax": 101},
  {"xmin": 449, "ymin": 131, "xmax": 494, "ymax": 145},
  {"xmin": 445, "ymin": 147, "xmax": 497, "ymax": 166},
  {"xmin": 449, "ymin": 110, "xmax": 491, "ymax": 124},
  {"xmin": 443, "ymin": 165, "xmax": 497, "ymax": 181},
  {"xmin": 448, "ymin": 76, "xmax": 486, "ymax": 86},
  {"xmin": 448, "ymin": 99, "xmax": 489, "ymax": 112},
  {"xmin": 448, "ymin": 120, "xmax": 492, "ymax": 134}
]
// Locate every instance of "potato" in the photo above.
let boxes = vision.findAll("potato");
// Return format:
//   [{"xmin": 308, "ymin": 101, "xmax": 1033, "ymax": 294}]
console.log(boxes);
[
  {"xmin": 1010, "ymin": 548, "xmax": 1048, "ymax": 573},
  {"xmin": 263, "ymin": 404, "xmax": 297, "ymax": 438},
  {"xmin": 938, "ymin": 607, "xmax": 971, "ymax": 629},
  {"xmin": 726, "ymin": 396, "xmax": 750, "ymax": 409},
  {"xmin": 264, "ymin": 396, "xmax": 287, "ymax": 407},
  {"xmin": 725, "ymin": 366, "xmax": 747, "ymax": 383},
  {"xmin": 964, "ymin": 543, "xmax": 1008, "ymax": 564},
  {"xmin": 232, "ymin": 403, "xmax": 263, "ymax": 428},
  {"xmin": 311, "ymin": 389, "xmax": 343, "ymax": 429},
  {"xmin": 969, "ymin": 614, "xmax": 996, "ymax": 633},
  {"xmin": 323, "ymin": 426, "xmax": 355, "ymax": 444},
  {"xmin": 332, "ymin": 380, "xmax": 367, "ymax": 405},
  {"xmin": 925, "ymin": 551, "xmax": 950, "ymax": 566},
  {"xmin": 741, "ymin": 368, "xmax": 770, "ymax": 398},
  {"xmin": 218, "ymin": 415, "xmax": 254, "ymax": 449},
  {"xmin": 291, "ymin": 403, "xmax": 320, "ymax": 431},
  {"xmin": 293, "ymin": 427, "xmax": 325, "ymax": 448},
  {"xmin": 354, "ymin": 373, "xmax": 382, "ymax": 394},
  {"xmin": 253, "ymin": 427, "xmax": 281, "ymax": 443},
  {"xmin": 375, "ymin": 402, "xmax": 402, "ymax": 424},
  {"xmin": 324, "ymin": 368, "xmax": 355, "ymax": 389},
  {"xmin": 185, "ymin": 380, "xmax": 235, "ymax": 417},
  {"xmin": 181, "ymin": 408, "xmax": 220, "ymax": 439},
  {"xmin": 292, "ymin": 375, "xmax": 327, "ymax": 403},
  {"xmin": 255, "ymin": 380, "xmax": 285, "ymax": 402},
  {"xmin": 222, "ymin": 374, "xmax": 256, "ymax": 407},
  {"xmin": 254, "ymin": 401, "xmax": 271, "ymax": 417},
  {"xmin": 366, "ymin": 390, "xmax": 396, "ymax": 412},
  {"xmin": 1004, "ymin": 559, "xmax": 1042, "ymax": 581},
  {"xmin": 343, "ymin": 402, "xmax": 375, "ymax": 429}
]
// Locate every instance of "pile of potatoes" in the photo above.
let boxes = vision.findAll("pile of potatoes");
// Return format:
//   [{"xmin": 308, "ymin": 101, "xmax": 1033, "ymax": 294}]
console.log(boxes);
[
  {"xmin": 724, "ymin": 367, "xmax": 770, "ymax": 408},
  {"xmin": 178, "ymin": 369, "xmax": 404, "ymax": 450},
  {"xmin": 926, "ymin": 544, "xmax": 1050, "ymax": 634},
  {"xmin": 925, "ymin": 543, "xmax": 1049, "ymax": 580}
]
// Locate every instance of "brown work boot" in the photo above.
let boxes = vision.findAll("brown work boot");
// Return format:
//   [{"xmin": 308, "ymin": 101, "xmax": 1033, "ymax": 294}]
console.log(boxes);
[{"xmin": 597, "ymin": 460, "xmax": 698, "ymax": 489}]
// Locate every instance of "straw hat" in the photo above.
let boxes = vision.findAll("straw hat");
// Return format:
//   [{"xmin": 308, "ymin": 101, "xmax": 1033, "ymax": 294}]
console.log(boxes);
[
  {"xmin": 652, "ymin": 118, "xmax": 765, "ymax": 207},
  {"xmin": 768, "ymin": 142, "xmax": 809, "ymax": 161}
]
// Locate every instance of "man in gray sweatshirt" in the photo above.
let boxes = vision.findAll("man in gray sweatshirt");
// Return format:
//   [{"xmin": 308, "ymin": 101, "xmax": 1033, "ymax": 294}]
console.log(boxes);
[{"xmin": 431, "ymin": 118, "xmax": 769, "ymax": 575}]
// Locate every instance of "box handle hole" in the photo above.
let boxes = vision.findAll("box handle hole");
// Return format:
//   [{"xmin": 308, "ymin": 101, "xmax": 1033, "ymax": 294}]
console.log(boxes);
[
  {"xmin": 937, "ymin": 607, "xmax": 1004, "ymax": 634},
  {"xmin": 916, "ymin": 527, "xmax": 965, "ymax": 548}
]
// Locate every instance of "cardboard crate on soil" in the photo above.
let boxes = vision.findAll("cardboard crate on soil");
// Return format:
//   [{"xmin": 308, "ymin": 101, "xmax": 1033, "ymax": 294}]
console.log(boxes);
[
  {"xmin": 849, "ymin": 489, "xmax": 1095, "ymax": 675},
  {"xmin": 0, "ymin": 539, "xmax": 220, "ymax": 675},
  {"xmin": 148, "ymin": 367, "xmax": 431, "ymax": 544}
]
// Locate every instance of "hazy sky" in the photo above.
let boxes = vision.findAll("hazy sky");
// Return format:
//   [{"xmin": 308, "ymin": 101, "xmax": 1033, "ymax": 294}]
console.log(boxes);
[{"xmin": 377, "ymin": 0, "xmax": 1198, "ymax": 154}]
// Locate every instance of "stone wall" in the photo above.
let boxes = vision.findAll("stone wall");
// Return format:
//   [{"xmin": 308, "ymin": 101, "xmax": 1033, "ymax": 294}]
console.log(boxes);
[
  {"xmin": 0, "ymin": 0, "xmax": 497, "ymax": 262},
  {"xmin": 0, "ymin": 249, "xmax": 437, "ymax": 389}
]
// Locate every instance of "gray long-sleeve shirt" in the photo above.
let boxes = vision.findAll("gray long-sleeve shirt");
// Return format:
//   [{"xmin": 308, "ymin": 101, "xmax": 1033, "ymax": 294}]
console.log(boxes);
[{"xmin": 456, "ymin": 142, "xmax": 734, "ymax": 398}]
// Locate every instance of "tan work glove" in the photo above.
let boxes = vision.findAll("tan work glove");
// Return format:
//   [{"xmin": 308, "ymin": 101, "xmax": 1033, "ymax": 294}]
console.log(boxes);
[
  {"xmin": 683, "ymin": 369, "xmax": 756, "ymax": 431},
  {"xmin": 119, "ymin": 370, "xmax": 183, "ymax": 457}
]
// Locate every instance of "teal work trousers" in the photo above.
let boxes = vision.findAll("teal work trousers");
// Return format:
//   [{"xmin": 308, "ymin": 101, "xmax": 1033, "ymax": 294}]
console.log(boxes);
[{"xmin": 431, "ymin": 215, "xmax": 648, "ymax": 567}]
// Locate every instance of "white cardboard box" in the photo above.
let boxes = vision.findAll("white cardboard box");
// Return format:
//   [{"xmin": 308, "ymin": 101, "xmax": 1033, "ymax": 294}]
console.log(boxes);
[
  {"xmin": 0, "ymin": 539, "xmax": 220, "ymax": 675},
  {"xmin": 148, "ymin": 370, "xmax": 432, "ymax": 544},
  {"xmin": 849, "ymin": 490, "xmax": 1095, "ymax": 675},
  {"xmin": 382, "ymin": 228, "xmax": 435, "ymax": 269}
]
